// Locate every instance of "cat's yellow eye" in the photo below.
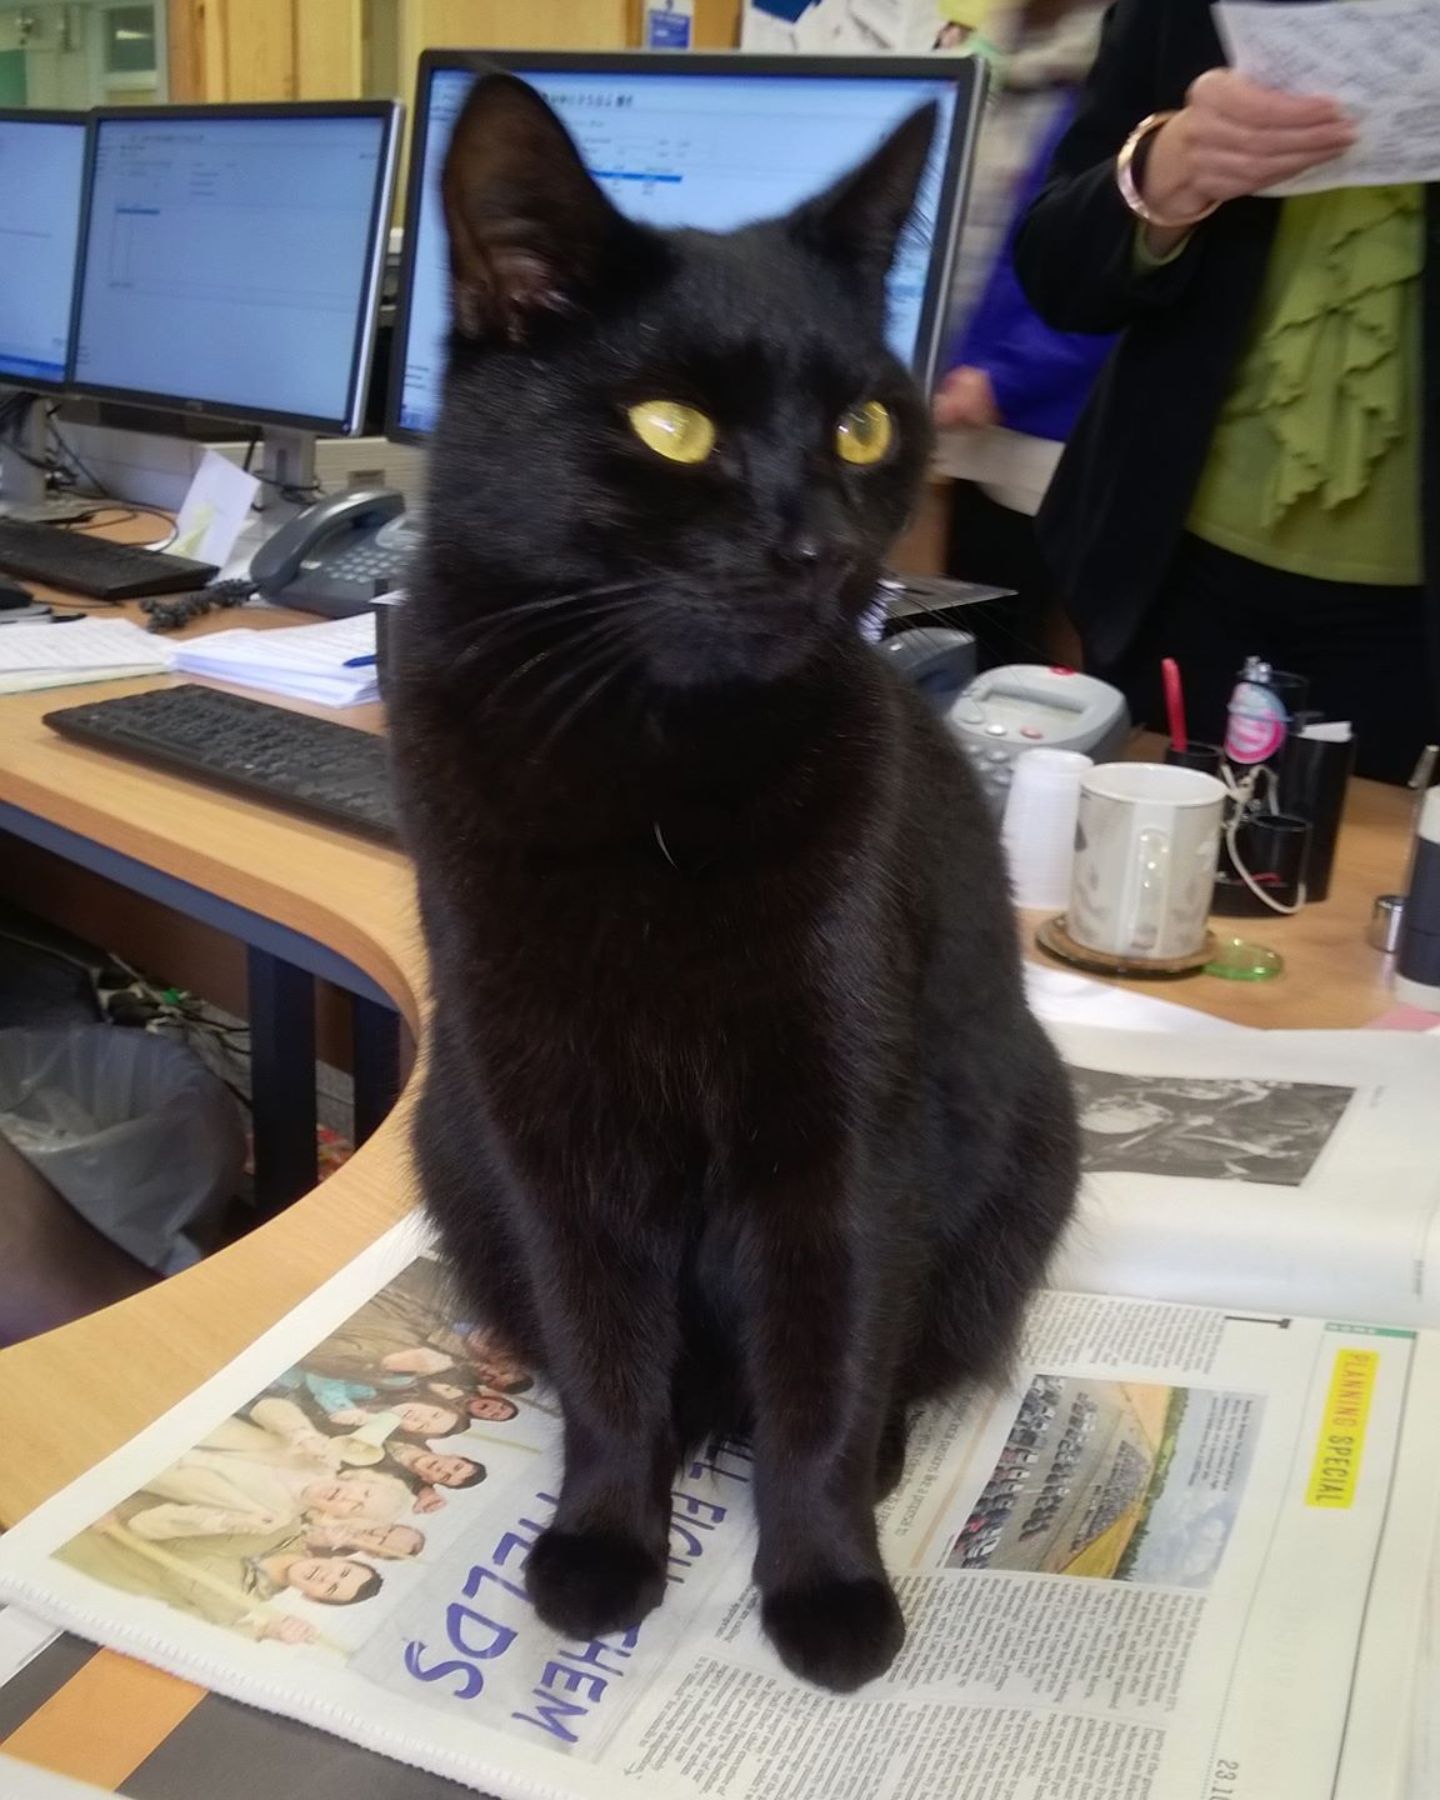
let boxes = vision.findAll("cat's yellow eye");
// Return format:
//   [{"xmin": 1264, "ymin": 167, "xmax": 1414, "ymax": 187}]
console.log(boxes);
[
  {"xmin": 627, "ymin": 400, "xmax": 716, "ymax": 465},
  {"xmin": 835, "ymin": 399, "xmax": 894, "ymax": 468}
]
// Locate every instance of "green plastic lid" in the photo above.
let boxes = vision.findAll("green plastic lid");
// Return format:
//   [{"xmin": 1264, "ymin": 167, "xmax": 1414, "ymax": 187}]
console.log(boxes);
[{"xmin": 1205, "ymin": 935, "xmax": 1284, "ymax": 981}]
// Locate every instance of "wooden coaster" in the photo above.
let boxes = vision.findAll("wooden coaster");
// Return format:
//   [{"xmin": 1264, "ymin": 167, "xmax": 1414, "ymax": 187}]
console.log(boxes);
[{"xmin": 1035, "ymin": 914, "xmax": 1217, "ymax": 981}]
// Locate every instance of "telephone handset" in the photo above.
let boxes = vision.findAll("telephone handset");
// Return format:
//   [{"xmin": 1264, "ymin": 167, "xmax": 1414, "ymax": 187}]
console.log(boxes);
[{"xmin": 250, "ymin": 486, "xmax": 417, "ymax": 617}]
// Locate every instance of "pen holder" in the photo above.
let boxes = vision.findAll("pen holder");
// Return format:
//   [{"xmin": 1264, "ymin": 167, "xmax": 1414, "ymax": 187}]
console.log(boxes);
[
  {"xmin": 1278, "ymin": 731, "xmax": 1356, "ymax": 904},
  {"xmin": 1212, "ymin": 812, "xmax": 1310, "ymax": 916},
  {"xmin": 1164, "ymin": 742, "xmax": 1223, "ymax": 777}
]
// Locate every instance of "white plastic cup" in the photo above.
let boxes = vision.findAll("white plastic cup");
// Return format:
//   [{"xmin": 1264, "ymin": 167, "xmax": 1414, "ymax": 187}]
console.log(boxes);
[{"xmin": 1002, "ymin": 748, "xmax": 1094, "ymax": 910}]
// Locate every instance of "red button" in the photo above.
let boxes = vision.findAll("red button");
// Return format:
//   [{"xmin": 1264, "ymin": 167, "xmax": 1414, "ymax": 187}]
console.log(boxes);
[
  {"xmin": 1021, "ymin": 726, "xmax": 1044, "ymax": 740},
  {"xmin": 1049, "ymin": 665, "xmax": 1076, "ymax": 676}
]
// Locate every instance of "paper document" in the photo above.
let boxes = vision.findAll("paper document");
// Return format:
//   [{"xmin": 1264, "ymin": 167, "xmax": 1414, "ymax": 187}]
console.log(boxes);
[
  {"xmin": 0, "ymin": 1216, "xmax": 1435, "ymax": 1800},
  {"xmin": 168, "ymin": 613, "xmax": 379, "ymax": 707},
  {"xmin": 0, "ymin": 619, "xmax": 167, "ymax": 695},
  {"xmin": 1025, "ymin": 964, "xmax": 1249, "ymax": 1037},
  {"xmin": 1049, "ymin": 1024, "xmax": 1440, "ymax": 1328},
  {"xmin": 170, "ymin": 449, "xmax": 260, "ymax": 568},
  {"xmin": 0, "ymin": 1605, "xmax": 59, "ymax": 1688},
  {"xmin": 933, "ymin": 424, "xmax": 1063, "ymax": 514},
  {"xmin": 1215, "ymin": 0, "xmax": 1440, "ymax": 192},
  {"xmin": 0, "ymin": 1757, "xmax": 113, "ymax": 1800}
]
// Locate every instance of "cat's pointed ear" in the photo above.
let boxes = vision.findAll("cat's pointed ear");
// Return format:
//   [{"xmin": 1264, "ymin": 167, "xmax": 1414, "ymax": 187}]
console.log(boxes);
[
  {"xmin": 441, "ymin": 71, "xmax": 627, "ymax": 343},
  {"xmin": 788, "ymin": 102, "xmax": 937, "ymax": 283}
]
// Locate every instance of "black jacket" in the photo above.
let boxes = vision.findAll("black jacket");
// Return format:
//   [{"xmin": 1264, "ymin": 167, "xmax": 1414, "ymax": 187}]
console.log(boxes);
[{"xmin": 1013, "ymin": 0, "xmax": 1440, "ymax": 674}]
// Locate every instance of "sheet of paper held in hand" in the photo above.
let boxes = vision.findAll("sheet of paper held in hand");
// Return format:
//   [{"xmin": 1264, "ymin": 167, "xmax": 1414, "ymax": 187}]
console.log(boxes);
[{"xmin": 1215, "ymin": 0, "xmax": 1440, "ymax": 193}]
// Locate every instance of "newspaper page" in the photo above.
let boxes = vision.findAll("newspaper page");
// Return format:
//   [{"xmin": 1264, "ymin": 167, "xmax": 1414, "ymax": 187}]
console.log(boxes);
[
  {"xmin": 1047, "ymin": 1026, "xmax": 1440, "ymax": 1329},
  {"xmin": 0, "ymin": 1605, "xmax": 59, "ymax": 1689},
  {"xmin": 0, "ymin": 1217, "xmax": 1435, "ymax": 1800}
]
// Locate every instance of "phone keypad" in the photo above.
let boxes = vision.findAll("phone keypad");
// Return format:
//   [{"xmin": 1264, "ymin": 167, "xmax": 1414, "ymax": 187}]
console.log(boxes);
[{"xmin": 328, "ymin": 545, "xmax": 407, "ymax": 583}]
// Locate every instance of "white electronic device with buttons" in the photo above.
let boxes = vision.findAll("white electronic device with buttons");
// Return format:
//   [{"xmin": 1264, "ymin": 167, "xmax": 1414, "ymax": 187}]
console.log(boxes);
[{"xmin": 948, "ymin": 665, "xmax": 1131, "ymax": 803}]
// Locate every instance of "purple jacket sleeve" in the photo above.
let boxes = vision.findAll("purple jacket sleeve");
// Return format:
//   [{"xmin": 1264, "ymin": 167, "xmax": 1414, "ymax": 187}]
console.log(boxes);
[{"xmin": 950, "ymin": 94, "xmax": 1118, "ymax": 443}]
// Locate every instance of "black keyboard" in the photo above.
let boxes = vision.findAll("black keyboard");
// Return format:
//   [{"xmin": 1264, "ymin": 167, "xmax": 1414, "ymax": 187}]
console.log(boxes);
[
  {"xmin": 0, "ymin": 520, "xmax": 216, "ymax": 600},
  {"xmin": 44, "ymin": 684, "xmax": 400, "ymax": 843}
]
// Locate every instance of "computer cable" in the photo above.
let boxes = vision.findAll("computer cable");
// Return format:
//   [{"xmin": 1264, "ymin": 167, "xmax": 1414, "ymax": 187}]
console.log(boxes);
[{"xmin": 140, "ymin": 578, "xmax": 257, "ymax": 633}]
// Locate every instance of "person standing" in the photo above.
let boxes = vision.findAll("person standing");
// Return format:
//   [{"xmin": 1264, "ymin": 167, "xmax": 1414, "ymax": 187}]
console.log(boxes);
[
  {"xmin": 934, "ymin": 0, "xmax": 1113, "ymax": 666},
  {"xmin": 1013, "ymin": 0, "xmax": 1437, "ymax": 781}
]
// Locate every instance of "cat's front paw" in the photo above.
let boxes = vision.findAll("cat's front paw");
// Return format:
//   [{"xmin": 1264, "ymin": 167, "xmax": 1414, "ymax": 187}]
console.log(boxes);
[
  {"xmin": 761, "ymin": 1575, "xmax": 905, "ymax": 1692},
  {"xmin": 526, "ymin": 1528, "xmax": 666, "ymax": 1640}
]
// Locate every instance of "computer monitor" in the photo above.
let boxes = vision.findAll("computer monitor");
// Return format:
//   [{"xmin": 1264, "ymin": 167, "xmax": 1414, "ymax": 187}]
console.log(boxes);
[
  {"xmin": 0, "ymin": 110, "xmax": 88, "ymax": 391},
  {"xmin": 69, "ymin": 102, "xmax": 401, "ymax": 435},
  {"xmin": 387, "ymin": 52, "xmax": 984, "ymax": 444}
]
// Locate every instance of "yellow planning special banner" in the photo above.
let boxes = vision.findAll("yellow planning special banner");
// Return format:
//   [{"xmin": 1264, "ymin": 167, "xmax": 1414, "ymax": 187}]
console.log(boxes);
[{"xmin": 1306, "ymin": 1349, "xmax": 1379, "ymax": 1508}]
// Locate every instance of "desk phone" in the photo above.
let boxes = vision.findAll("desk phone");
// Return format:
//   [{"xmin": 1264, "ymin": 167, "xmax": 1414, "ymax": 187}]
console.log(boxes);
[
  {"xmin": 948, "ymin": 665, "xmax": 1130, "ymax": 804},
  {"xmin": 251, "ymin": 487, "xmax": 417, "ymax": 617}
]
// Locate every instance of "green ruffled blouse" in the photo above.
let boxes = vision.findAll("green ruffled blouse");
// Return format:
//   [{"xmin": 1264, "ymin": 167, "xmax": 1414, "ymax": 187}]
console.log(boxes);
[{"xmin": 1188, "ymin": 183, "xmax": 1423, "ymax": 586}]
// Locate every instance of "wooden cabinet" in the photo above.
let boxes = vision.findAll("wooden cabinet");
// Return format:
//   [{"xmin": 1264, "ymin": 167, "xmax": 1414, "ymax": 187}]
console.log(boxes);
[
  {"xmin": 396, "ymin": 1, "xmax": 630, "ymax": 64},
  {"xmin": 626, "ymin": 0, "xmax": 742, "ymax": 46},
  {"xmin": 166, "ymin": 0, "xmax": 742, "ymax": 104}
]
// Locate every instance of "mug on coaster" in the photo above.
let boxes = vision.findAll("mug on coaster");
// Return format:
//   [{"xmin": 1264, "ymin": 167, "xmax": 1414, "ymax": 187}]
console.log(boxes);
[{"xmin": 1069, "ymin": 763, "xmax": 1227, "ymax": 962}]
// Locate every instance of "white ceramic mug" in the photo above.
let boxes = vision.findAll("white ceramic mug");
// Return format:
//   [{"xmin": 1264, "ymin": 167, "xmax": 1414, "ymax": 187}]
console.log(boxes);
[{"xmin": 1069, "ymin": 763, "xmax": 1226, "ymax": 961}]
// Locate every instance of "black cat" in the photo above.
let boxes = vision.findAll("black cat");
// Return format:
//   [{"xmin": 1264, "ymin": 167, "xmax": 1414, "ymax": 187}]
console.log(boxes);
[{"xmin": 388, "ymin": 69, "xmax": 1078, "ymax": 1694}]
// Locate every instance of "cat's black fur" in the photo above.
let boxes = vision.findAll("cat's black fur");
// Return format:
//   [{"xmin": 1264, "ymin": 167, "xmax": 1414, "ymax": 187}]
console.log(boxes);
[{"xmin": 388, "ymin": 70, "xmax": 1078, "ymax": 1693}]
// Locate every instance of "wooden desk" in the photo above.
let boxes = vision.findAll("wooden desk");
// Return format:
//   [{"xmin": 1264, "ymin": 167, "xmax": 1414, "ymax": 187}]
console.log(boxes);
[
  {"xmin": 3, "ymin": 573, "xmax": 406, "ymax": 1211},
  {"xmin": 0, "ymin": 627, "xmax": 1416, "ymax": 1524},
  {"xmin": 1028, "ymin": 738, "xmax": 1414, "ymax": 1031}
]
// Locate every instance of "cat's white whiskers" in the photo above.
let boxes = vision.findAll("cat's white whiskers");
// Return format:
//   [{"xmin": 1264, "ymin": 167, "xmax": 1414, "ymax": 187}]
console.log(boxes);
[
  {"xmin": 451, "ymin": 577, "xmax": 658, "ymax": 661},
  {"xmin": 478, "ymin": 596, "xmax": 643, "ymax": 716},
  {"xmin": 525, "ymin": 620, "xmax": 636, "ymax": 761}
]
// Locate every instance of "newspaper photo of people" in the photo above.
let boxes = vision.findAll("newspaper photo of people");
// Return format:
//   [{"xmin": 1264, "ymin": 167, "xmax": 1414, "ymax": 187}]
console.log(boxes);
[
  {"xmin": 54, "ymin": 1255, "xmax": 553, "ymax": 1648},
  {"xmin": 948, "ymin": 1374, "xmax": 1263, "ymax": 1589},
  {"xmin": 1070, "ymin": 1067, "xmax": 1355, "ymax": 1186}
]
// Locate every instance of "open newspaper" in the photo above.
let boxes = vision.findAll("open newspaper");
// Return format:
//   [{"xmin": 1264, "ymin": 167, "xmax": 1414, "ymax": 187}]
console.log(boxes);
[
  {"xmin": 1048, "ymin": 1026, "xmax": 1440, "ymax": 1329},
  {"xmin": 1, "ymin": 1153, "xmax": 1438, "ymax": 1798}
]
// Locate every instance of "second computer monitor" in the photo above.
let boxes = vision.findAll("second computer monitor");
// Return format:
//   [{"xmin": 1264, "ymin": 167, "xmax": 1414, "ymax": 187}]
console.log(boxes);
[
  {"xmin": 0, "ymin": 110, "xmax": 89, "ymax": 390},
  {"xmin": 69, "ymin": 102, "xmax": 401, "ymax": 434},
  {"xmin": 388, "ymin": 52, "xmax": 984, "ymax": 442}
]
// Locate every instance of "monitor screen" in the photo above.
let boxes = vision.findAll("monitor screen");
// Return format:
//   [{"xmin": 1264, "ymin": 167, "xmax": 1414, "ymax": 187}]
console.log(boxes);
[
  {"xmin": 71, "ymin": 105, "xmax": 399, "ymax": 433},
  {"xmin": 389, "ymin": 54, "xmax": 981, "ymax": 442},
  {"xmin": 0, "ymin": 112, "xmax": 88, "ymax": 389}
]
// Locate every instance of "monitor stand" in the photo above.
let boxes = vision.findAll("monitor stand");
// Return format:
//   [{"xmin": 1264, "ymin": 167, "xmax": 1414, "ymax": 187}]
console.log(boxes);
[
  {"xmin": 0, "ymin": 391, "xmax": 51, "ymax": 512},
  {"xmin": 255, "ymin": 427, "xmax": 318, "ymax": 510}
]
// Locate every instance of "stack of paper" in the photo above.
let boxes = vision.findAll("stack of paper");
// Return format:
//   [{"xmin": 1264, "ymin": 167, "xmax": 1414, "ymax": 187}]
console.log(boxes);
[
  {"xmin": 167, "ymin": 613, "xmax": 378, "ymax": 707},
  {"xmin": 0, "ymin": 619, "xmax": 168, "ymax": 695}
]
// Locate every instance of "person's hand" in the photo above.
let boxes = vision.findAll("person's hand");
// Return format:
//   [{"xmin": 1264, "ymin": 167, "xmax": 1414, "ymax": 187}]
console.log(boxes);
[
  {"xmin": 1142, "ymin": 71, "xmax": 1356, "ymax": 229},
  {"xmin": 257, "ymin": 1616, "xmax": 317, "ymax": 1645},
  {"xmin": 932, "ymin": 366, "xmax": 1001, "ymax": 430},
  {"xmin": 413, "ymin": 1486, "xmax": 446, "ymax": 1514},
  {"xmin": 288, "ymin": 1428, "xmax": 340, "ymax": 1463}
]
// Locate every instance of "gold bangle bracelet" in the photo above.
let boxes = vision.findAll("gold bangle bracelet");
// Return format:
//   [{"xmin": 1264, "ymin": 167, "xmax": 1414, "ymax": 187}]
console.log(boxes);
[{"xmin": 1116, "ymin": 111, "xmax": 1220, "ymax": 229}]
